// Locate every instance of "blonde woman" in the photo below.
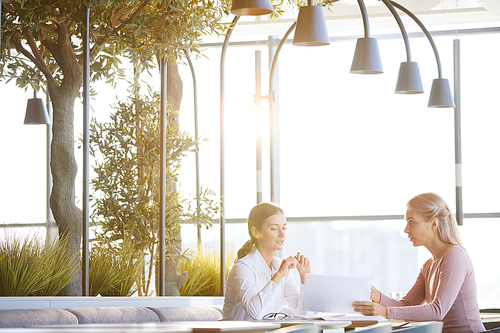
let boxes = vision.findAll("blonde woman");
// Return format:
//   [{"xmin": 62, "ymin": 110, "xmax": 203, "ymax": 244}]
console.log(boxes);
[
  {"xmin": 222, "ymin": 202, "xmax": 311, "ymax": 320},
  {"xmin": 353, "ymin": 193, "xmax": 485, "ymax": 333}
]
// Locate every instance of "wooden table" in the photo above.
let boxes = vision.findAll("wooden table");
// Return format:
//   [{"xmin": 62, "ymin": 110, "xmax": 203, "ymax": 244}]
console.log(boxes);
[
  {"xmin": 481, "ymin": 313, "xmax": 500, "ymax": 330},
  {"xmin": 274, "ymin": 319, "xmax": 352, "ymax": 330},
  {"xmin": 389, "ymin": 321, "xmax": 439, "ymax": 329},
  {"xmin": 481, "ymin": 313, "xmax": 500, "ymax": 322},
  {"xmin": 318, "ymin": 316, "xmax": 388, "ymax": 330}
]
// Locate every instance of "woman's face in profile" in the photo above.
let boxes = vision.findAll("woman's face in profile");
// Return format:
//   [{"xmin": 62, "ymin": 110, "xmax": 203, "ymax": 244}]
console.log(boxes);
[
  {"xmin": 404, "ymin": 208, "xmax": 433, "ymax": 247},
  {"xmin": 254, "ymin": 213, "xmax": 287, "ymax": 253}
]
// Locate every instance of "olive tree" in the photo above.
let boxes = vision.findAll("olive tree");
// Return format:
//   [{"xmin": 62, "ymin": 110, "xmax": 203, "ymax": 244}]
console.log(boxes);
[
  {"xmin": 89, "ymin": 88, "xmax": 221, "ymax": 296},
  {"xmin": 0, "ymin": 0, "xmax": 228, "ymax": 295}
]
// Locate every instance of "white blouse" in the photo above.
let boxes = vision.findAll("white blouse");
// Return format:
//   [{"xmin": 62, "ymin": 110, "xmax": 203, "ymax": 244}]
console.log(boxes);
[{"xmin": 221, "ymin": 248, "xmax": 306, "ymax": 320}]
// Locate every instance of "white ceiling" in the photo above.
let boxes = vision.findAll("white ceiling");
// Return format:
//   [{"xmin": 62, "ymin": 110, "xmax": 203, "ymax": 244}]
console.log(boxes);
[{"xmin": 221, "ymin": 0, "xmax": 500, "ymax": 40}]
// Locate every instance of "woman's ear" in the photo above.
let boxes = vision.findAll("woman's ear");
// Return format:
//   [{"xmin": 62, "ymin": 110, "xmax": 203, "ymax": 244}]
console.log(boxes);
[
  {"xmin": 431, "ymin": 218, "xmax": 439, "ymax": 231},
  {"xmin": 251, "ymin": 226, "xmax": 260, "ymax": 239}
]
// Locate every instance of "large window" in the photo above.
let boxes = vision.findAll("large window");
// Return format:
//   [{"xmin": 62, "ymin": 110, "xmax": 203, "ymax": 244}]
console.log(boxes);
[
  {"xmin": 179, "ymin": 29, "xmax": 500, "ymax": 308},
  {"xmin": 278, "ymin": 36, "xmax": 456, "ymax": 217},
  {"xmin": 0, "ymin": 85, "xmax": 48, "ymax": 224},
  {"xmin": 1, "ymin": 18, "xmax": 499, "ymax": 307},
  {"xmin": 460, "ymin": 33, "xmax": 500, "ymax": 213}
]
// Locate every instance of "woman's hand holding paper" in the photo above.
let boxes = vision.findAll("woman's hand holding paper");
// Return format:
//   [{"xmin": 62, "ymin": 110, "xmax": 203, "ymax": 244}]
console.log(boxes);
[
  {"xmin": 370, "ymin": 286, "xmax": 381, "ymax": 303},
  {"xmin": 352, "ymin": 301, "xmax": 387, "ymax": 318}
]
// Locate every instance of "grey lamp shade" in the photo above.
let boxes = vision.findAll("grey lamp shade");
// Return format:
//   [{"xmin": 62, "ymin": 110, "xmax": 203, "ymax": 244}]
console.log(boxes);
[
  {"xmin": 292, "ymin": 4, "xmax": 330, "ymax": 46},
  {"xmin": 231, "ymin": 0, "xmax": 273, "ymax": 16},
  {"xmin": 24, "ymin": 98, "xmax": 50, "ymax": 125},
  {"xmin": 395, "ymin": 61, "xmax": 424, "ymax": 94},
  {"xmin": 428, "ymin": 78, "xmax": 455, "ymax": 108},
  {"xmin": 350, "ymin": 37, "xmax": 383, "ymax": 74}
]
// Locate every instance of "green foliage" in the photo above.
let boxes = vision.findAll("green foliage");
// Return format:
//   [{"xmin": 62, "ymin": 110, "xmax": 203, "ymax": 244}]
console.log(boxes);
[
  {"xmin": 178, "ymin": 248, "xmax": 235, "ymax": 296},
  {"xmin": 0, "ymin": 231, "xmax": 80, "ymax": 296},
  {"xmin": 89, "ymin": 86, "xmax": 221, "ymax": 295},
  {"xmin": 0, "ymin": 0, "xmax": 231, "ymax": 90},
  {"xmin": 1, "ymin": 0, "xmax": 231, "ymax": 298},
  {"xmin": 89, "ymin": 238, "xmax": 145, "ymax": 296}
]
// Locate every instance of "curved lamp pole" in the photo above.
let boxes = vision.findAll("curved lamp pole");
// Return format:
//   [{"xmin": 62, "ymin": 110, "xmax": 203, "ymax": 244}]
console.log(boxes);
[
  {"xmin": 269, "ymin": 0, "xmax": 330, "ymax": 204},
  {"xmin": 389, "ymin": 0, "xmax": 455, "ymax": 108},
  {"xmin": 220, "ymin": 15, "xmax": 240, "ymax": 296},
  {"xmin": 185, "ymin": 52, "xmax": 202, "ymax": 251},
  {"xmin": 219, "ymin": 0, "xmax": 273, "ymax": 296},
  {"xmin": 350, "ymin": 0, "xmax": 383, "ymax": 74},
  {"xmin": 268, "ymin": 22, "xmax": 295, "ymax": 205},
  {"xmin": 380, "ymin": 0, "xmax": 424, "ymax": 94}
]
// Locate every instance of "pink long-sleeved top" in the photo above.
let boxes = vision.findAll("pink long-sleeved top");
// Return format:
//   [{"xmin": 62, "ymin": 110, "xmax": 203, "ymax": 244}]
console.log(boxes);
[{"xmin": 380, "ymin": 246, "xmax": 484, "ymax": 333}]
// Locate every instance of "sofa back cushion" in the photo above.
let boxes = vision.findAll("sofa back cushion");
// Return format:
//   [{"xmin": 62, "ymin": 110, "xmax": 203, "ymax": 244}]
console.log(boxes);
[
  {"xmin": 147, "ymin": 306, "xmax": 222, "ymax": 322},
  {"xmin": 0, "ymin": 309, "xmax": 78, "ymax": 328},
  {"xmin": 65, "ymin": 306, "xmax": 159, "ymax": 324}
]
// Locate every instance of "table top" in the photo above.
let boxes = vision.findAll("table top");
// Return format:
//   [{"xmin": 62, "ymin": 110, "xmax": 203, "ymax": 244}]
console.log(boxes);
[
  {"xmin": 271, "ymin": 320, "xmax": 352, "ymax": 330},
  {"xmin": 328, "ymin": 316, "xmax": 388, "ymax": 329},
  {"xmin": 481, "ymin": 313, "xmax": 500, "ymax": 322},
  {"xmin": 129, "ymin": 321, "xmax": 281, "ymax": 332},
  {"xmin": 0, "ymin": 327, "xmax": 191, "ymax": 333},
  {"xmin": 0, "ymin": 320, "xmax": 354, "ymax": 333},
  {"xmin": 20, "ymin": 321, "xmax": 282, "ymax": 333}
]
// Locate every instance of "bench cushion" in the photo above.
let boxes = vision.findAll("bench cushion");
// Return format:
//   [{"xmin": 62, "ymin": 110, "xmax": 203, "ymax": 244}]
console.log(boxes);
[
  {"xmin": 65, "ymin": 306, "xmax": 159, "ymax": 324},
  {"xmin": 0, "ymin": 309, "xmax": 78, "ymax": 328},
  {"xmin": 147, "ymin": 306, "xmax": 222, "ymax": 322}
]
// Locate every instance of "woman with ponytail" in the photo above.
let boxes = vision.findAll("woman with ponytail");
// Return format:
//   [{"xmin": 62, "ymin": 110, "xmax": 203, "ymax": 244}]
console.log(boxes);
[
  {"xmin": 222, "ymin": 202, "xmax": 311, "ymax": 320},
  {"xmin": 353, "ymin": 193, "xmax": 484, "ymax": 333}
]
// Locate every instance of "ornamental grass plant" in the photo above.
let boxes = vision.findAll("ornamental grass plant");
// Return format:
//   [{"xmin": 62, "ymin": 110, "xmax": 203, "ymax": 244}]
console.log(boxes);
[
  {"xmin": 178, "ymin": 248, "xmax": 235, "ymax": 296},
  {"xmin": 0, "ymin": 230, "xmax": 79, "ymax": 296},
  {"xmin": 89, "ymin": 239, "xmax": 146, "ymax": 296}
]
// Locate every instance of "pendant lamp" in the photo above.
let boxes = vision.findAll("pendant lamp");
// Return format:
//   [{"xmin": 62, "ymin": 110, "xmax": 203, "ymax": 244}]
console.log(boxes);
[
  {"xmin": 428, "ymin": 78, "xmax": 455, "ymax": 108},
  {"xmin": 350, "ymin": 0, "xmax": 382, "ymax": 74},
  {"xmin": 395, "ymin": 61, "xmax": 424, "ymax": 94},
  {"xmin": 351, "ymin": 37, "xmax": 383, "ymax": 74},
  {"xmin": 292, "ymin": 0, "xmax": 330, "ymax": 46},
  {"xmin": 24, "ymin": 91, "xmax": 50, "ymax": 125},
  {"xmin": 389, "ymin": 1, "xmax": 455, "ymax": 107},
  {"xmin": 379, "ymin": 0, "xmax": 424, "ymax": 94},
  {"xmin": 231, "ymin": 0, "xmax": 273, "ymax": 16}
]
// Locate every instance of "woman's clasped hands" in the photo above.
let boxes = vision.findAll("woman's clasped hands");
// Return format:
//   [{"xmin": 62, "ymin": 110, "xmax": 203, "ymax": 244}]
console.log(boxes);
[{"xmin": 352, "ymin": 286, "xmax": 388, "ymax": 318}]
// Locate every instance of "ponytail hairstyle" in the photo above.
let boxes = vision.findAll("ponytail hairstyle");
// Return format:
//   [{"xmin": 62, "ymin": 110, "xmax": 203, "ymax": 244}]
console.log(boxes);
[
  {"xmin": 406, "ymin": 192, "xmax": 463, "ymax": 247},
  {"xmin": 236, "ymin": 202, "xmax": 285, "ymax": 260}
]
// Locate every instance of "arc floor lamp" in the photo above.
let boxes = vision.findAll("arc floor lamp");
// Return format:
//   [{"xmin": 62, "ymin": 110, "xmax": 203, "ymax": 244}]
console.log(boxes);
[
  {"xmin": 219, "ymin": 0, "xmax": 331, "ymax": 296},
  {"xmin": 219, "ymin": 0, "xmax": 455, "ymax": 295}
]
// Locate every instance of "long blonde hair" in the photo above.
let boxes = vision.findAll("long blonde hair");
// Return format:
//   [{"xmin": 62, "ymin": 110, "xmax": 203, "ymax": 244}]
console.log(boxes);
[
  {"xmin": 407, "ymin": 192, "xmax": 463, "ymax": 247},
  {"xmin": 236, "ymin": 202, "xmax": 284, "ymax": 260}
]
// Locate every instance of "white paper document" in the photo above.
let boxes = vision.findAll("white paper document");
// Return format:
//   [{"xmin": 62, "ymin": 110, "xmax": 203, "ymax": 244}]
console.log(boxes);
[
  {"xmin": 289, "ymin": 313, "xmax": 346, "ymax": 321},
  {"xmin": 303, "ymin": 274, "xmax": 371, "ymax": 314}
]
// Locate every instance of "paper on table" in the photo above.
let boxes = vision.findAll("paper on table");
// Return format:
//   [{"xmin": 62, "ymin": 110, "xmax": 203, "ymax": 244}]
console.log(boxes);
[
  {"xmin": 289, "ymin": 313, "xmax": 346, "ymax": 321},
  {"xmin": 300, "ymin": 315, "xmax": 387, "ymax": 322},
  {"xmin": 303, "ymin": 274, "xmax": 371, "ymax": 314},
  {"xmin": 339, "ymin": 315, "xmax": 388, "ymax": 321}
]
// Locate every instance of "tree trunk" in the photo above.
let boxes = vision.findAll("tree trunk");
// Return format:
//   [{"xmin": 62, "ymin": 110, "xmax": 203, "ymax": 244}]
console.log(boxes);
[
  {"xmin": 164, "ymin": 256, "xmax": 188, "ymax": 296},
  {"xmin": 46, "ymin": 32, "xmax": 84, "ymax": 296},
  {"xmin": 164, "ymin": 60, "xmax": 187, "ymax": 296}
]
